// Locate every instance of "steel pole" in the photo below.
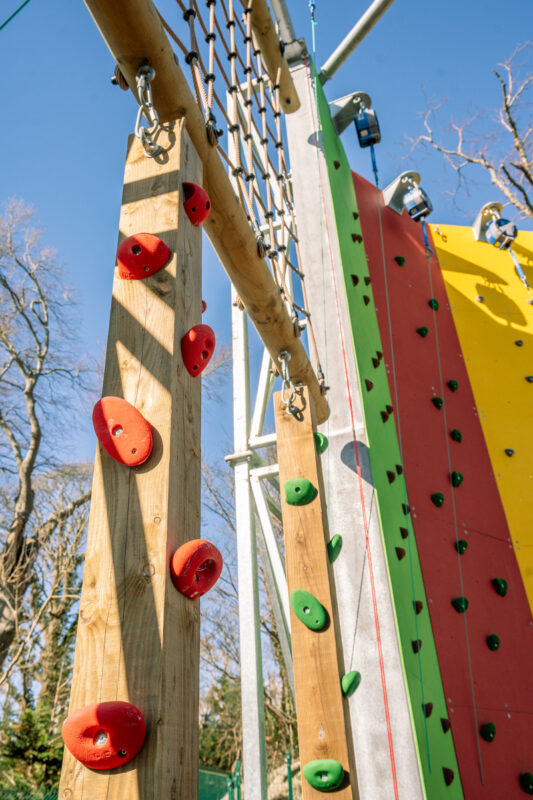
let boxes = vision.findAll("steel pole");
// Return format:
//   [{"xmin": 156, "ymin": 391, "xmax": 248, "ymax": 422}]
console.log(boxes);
[{"xmin": 319, "ymin": 0, "xmax": 395, "ymax": 83}]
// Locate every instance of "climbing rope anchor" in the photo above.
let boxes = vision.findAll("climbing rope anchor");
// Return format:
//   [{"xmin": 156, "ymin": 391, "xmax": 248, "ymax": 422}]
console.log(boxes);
[
  {"xmin": 279, "ymin": 351, "xmax": 301, "ymax": 417},
  {"xmin": 135, "ymin": 65, "xmax": 162, "ymax": 157}
]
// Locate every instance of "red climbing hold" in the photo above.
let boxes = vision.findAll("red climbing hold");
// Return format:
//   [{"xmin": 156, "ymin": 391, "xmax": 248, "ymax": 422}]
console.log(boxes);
[
  {"xmin": 202, "ymin": 300, "xmax": 207, "ymax": 313},
  {"xmin": 170, "ymin": 539, "xmax": 223, "ymax": 599},
  {"xmin": 92, "ymin": 397, "xmax": 152, "ymax": 467},
  {"xmin": 62, "ymin": 701, "xmax": 146, "ymax": 770},
  {"xmin": 117, "ymin": 233, "xmax": 171, "ymax": 280},
  {"xmin": 181, "ymin": 324, "xmax": 215, "ymax": 376},
  {"xmin": 183, "ymin": 182, "xmax": 211, "ymax": 226}
]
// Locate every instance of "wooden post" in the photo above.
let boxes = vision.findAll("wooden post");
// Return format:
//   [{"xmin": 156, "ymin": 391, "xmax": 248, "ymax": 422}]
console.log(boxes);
[
  {"xmin": 274, "ymin": 389, "xmax": 359, "ymax": 799},
  {"xmin": 82, "ymin": 0, "xmax": 329, "ymax": 424},
  {"xmin": 58, "ymin": 121, "xmax": 202, "ymax": 798}
]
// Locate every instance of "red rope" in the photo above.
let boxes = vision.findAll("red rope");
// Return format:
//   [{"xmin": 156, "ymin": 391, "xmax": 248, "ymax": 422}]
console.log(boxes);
[{"xmin": 304, "ymin": 57, "xmax": 399, "ymax": 798}]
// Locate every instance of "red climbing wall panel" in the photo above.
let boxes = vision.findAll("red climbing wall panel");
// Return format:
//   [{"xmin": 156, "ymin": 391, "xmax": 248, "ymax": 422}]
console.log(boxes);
[{"xmin": 353, "ymin": 172, "xmax": 533, "ymax": 798}]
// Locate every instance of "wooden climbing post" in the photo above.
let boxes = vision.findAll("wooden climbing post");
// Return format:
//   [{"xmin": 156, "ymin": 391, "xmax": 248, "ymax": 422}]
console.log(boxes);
[
  {"xmin": 274, "ymin": 388, "xmax": 358, "ymax": 799},
  {"xmin": 59, "ymin": 121, "xmax": 202, "ymax": 798}
]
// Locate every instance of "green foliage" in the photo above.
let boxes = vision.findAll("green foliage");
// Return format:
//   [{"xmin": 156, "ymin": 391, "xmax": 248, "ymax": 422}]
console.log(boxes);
[{"xmin": 0, "ymin": 706, "xmax": 62, "ymax": 790}]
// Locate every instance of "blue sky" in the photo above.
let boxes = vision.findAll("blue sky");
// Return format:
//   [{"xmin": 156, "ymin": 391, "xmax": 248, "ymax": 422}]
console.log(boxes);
[{"xmin": 1, "ymin": 0, "xmax": 531, "ymax": 463}]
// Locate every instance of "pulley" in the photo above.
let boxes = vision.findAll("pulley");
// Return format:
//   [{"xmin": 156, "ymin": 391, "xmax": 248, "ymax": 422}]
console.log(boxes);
[
  {"xmin": 403, "ymin": 185, "xmax": 433, "ymax": 222},
  {"xmin": 486, "ymin": 217, "xmax": 517, "ymax": 250},
  {"xmin": 354, "ymin": 107, "xmax": 381, "ymax": 148}
]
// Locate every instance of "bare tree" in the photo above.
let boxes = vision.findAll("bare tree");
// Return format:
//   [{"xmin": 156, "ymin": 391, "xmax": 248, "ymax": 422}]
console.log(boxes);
[
  {"xmin": 0, "ymin": 200, "xmax": 93, "ymax": 671},
  {"xmin": 408, "ymin": 42, "xmax": 532, "ymax": 220}
]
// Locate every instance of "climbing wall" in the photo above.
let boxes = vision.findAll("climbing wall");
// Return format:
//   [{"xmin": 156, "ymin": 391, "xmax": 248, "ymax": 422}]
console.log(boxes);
[
  {"xmin": 430, "ymin": 225, "xmax": 533, "ymax": 610},
  {"xmin": 311, "ymin": 80, "xmax": 464, "ymax": 798},
  {"xmin": 353, "ymin": 171, "xmax": 533, "ymax": 798}
]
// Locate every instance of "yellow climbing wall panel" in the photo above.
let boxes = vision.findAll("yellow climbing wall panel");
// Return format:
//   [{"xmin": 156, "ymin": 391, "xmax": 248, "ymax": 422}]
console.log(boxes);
[{"xmin": 431, "ymin": 224, "xmax": 533, "ymax": 610}]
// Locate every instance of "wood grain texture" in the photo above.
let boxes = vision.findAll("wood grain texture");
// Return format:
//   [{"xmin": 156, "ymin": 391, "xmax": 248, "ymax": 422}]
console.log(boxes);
[
  {"xmin": 82, "ymin": 0, "xmax": 328, "ymax": 423},
  {"xmin": 58, "ymin": 121, "xmax": 202, "ymax": 799},
  {"xmin": 274, "ymin": 389, "xmax": 358, "ymax": 800}
]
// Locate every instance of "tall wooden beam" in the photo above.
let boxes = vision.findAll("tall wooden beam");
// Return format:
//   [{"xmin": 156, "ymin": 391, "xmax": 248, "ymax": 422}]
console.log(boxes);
[
  {"xmin": 58, "ymin": 121, "xmax": 202, "ymax": 798},
  {"xmin": 82, "ymin": 0, "xmax": 327, "ymax": 423},
  {"xmin": 274, "ymin": 389, "xmax": 358, "ymax": 799}
]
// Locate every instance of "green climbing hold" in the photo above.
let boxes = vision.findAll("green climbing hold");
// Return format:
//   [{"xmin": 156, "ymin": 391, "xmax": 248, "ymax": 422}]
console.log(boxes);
[
  {"xmin": 285, "ymin": 478, "xmax": 318, "ymax": 506},
  {"xmin": 486, "ymin": 634, "xmax": 500, "ymax": 651},
  {"xmin": 431, "ymin": 492, "xmax": 445, "ymax": 508},
  {"xmin": 450, "ymin": 428, "xmax": 462, "ymax": 443},
  {"xmin": 480, "ymin": 722, "xmax": 496, "ymax": 742},
  {"xmin": 416, "ymin": 326, "xmax": 429, "ymax": 338},
  {"xmin": 451, "ymin": 471, "xmax": 464, "ymax": 488},
  {"xmin": 448, "ymin": 379, "xmax": 459, "ymax": 392},
  {"xmin": 520, "ymin": 772, "xmax": 533, "ymax": 794},
  {"xmin": 451, "ymin": 596, "xmax": 469, "ymax": 613},
  {"xmin": 455, "ymin": 539, "xmax": 468, "ymax": 554},
  {"xmin": 341, "ymin": 670, "xmax": 361, "ymax": 697},
  {"xmin": 327, "ymin": 534, "xmax": 343, "ymax": 563},
  {"xmin": 394, "ymin": 256, "xmax": 405, "ymax": 266},
  {"xmin": 303, "ymin": 759, "xmax": 344, "ymax": 791},
  {"xmin": 428, "ymin": 298, "xmax": 439, "ymax": 310},
  {"xmin": 290, "ymin": 589, "xmax": 327, "ymax": 631},
  {"xmin": 493, "ymin": 578, "xmax": 508, "ymax": 597},
  {"xmin": 314, "ymin": 432, "xmax": 329, "ymax": 455},
  {"xmin": 432, "ymin": 397, "xmax": 444, "ymax": 410}
]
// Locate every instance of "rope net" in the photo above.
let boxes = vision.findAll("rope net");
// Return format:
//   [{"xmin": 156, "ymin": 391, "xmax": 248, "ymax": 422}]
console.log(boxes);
[{"xmin": 151, "ymin": 0, "xmax": 323, "ymax": 380}]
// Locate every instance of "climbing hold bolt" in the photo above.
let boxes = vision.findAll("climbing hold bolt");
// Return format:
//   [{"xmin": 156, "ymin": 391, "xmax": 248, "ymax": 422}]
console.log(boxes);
[
  {"xmin": 181, "ymin": 324, "xmax": 216, "ymax": 376},
  {"xmin": 372, "ymin": 357, "xmax": 380, "ymax": 368},
  {"xmin": 428, "ymin": 298, "xmax": 439, "ymax": 310},
  {"xmin": 515, "ymin": 340, "xmax": 524, "ymax": 346},
  {"xmin": 380, "ymin": 410, "xmax": 390, "ymax": 423},
  {"xmin": 526, "ymin": 376, "xmax": 533, "ymax": 383},
  {"xmin": 486, "ymin": 634, "xmax": 500, "ymax": 651},
  {"xmin": 505, "ymin": 448, "xmax": 515, "ymax": 456},
  {"xmin": 451, "ymin": 596, "xmax": 469, "ymax": 613},
  {"xmin": 182, "ymin": 182, "xmax": 211, "ymax": 226},
  {"xmin": 170, "ymin": 539, "xmax": 223, "ymax": 599},
  {"xmin": 400, "ymin": 527, "xmax": 409, "ymax": 539},
  {"xmin": 448, "ymin": 379, "xmax": 458, "ymax": 392},
  {"xmin": 423, "ymin": 703, "xmax": 433, "ymax": 718},
  {"xmin": 402, "ymin": 504, "xmax": 411, "ymax": 516},
  {"xmin": 395, "ymin": 547, "xmax": 406, "ymax": 560},
  {"xmin": 450, "ymin": 471, "xmax": 464, "ymax": 488},
  {"xmin": 117, "ymin": 233, "xmax": 171, "ymax": 280},
  {"xmin": 365, "ymin": 379, "xmax": 374, "ymax": 391},
  {"xmin": 450, "ymin": 429, "xmax": 462, "ymax": 443},
  {"xmin": 412, "ymin": 639, "xmax": 422, "ymax": 653},
  {"xmin": 416, "ymin": 326, "xmax": 429, "ymax": 338},
  {"xmin": 341, "ymin": 671, "xmax": 361, "ymax": 697},
  {"xmin": 455, "ymin": 539, "xmax": 468, "ymax": 554},
  {"xmin": 92, "ymin": 397, "xmax": 153, "ymax": 467},
  {"xmin": 290, "ymin": 589, "xmax": 327, "ymax": 631},
  {"xmin": 432, "ymin": 397, "xmax": 444, "ymax": 410},
  {"xmin": 443, "ymin": 768, "xmax": 455, "ymax": 786},
  {"xmin": 396, "ymin": 464, "xmax": 403, "ymax": 475},
  {"xmin": 364, "ymin": 276, "xmax": 371, "ymax": 285},
  {"xmin": 387, "ymin": 470, "xmax": 396, "ymax": 484},
  {"xmin": 520, "ymin": 773, "xmax": 533, "ymax": 794},
  {"xmin": 431, "ymin": 492, "xmax": 445, "ymax": 508},
  {"xmin": 62, "ymin": 701, "xmax": 146, "ymax": 770},
  {"xmin": 413, "ymin": 601, "xmax": 423, "ymax": 615},
  {"xmin": 386, "ymin": 404, "xmax": 393, "ymax": 414},
  {"xmin": 302, "ymin": 759, "xmax": 344, "ymax": 791},
  {"xmin": 394, "ymin": 256, "xmax": 405, "ymax": 266},
  {"xmin": 363, "ymin": 295, "xmax": 371, "ymax": 305},
  {"xmin": 493, "ymin": 578, "xmax": 508, "ymax": 597},
  {"xmin": 480, "ymin": 722, "xmax": 496, "ymax": 742},
  {"xmin": 441, "ymin": 718, "xmax": 451, "ymax": 733},
  {"xmin": 327, "ymin": 534, "xmax": 343, "ymax": 563},
  {"xmin": 314, "ymin": 432, "xmax": 329, "ymax": 454},
  {"xmin": 351, "ymin": 274, "xmax": 359, "ymax": 286},
  {"xmin": 285, "ymin": 478, "xmax": 318, "ymax": 506}
]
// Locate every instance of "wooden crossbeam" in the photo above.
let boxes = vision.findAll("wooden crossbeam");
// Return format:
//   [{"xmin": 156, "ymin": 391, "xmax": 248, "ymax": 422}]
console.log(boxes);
[
  {"xmin": 58, "ymin": 121, "xmax": 202, "ymax": 798},
  {"xmin": 274, "ymin": 389, "xmax": 359, "ymax": 799},
  {"xmin": 82, "ymin": 0, "xmax": 328, "ymax": 424}
]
